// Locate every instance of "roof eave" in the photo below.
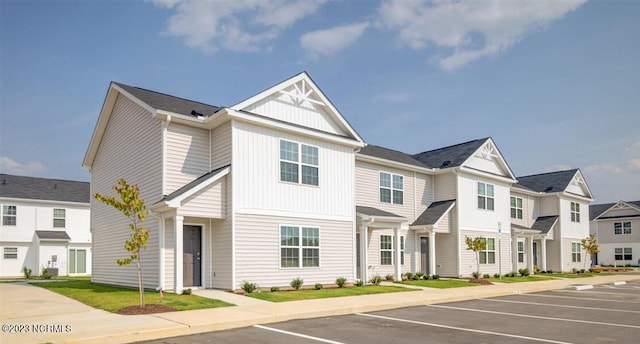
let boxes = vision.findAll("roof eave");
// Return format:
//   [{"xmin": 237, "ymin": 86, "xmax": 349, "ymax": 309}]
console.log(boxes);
[{"xmin": 355, "ymin": 153, "xmax": 435, "ymax": 173}]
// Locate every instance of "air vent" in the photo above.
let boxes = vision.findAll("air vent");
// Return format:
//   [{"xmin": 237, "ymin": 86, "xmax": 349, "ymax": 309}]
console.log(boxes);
[
  {"xmin": 441, "ymin": 160, "xmax": 451, "ymax": 167},
  {"xmin": 545, "ymin": 186, "xmax": 553, "ymax": 192}
]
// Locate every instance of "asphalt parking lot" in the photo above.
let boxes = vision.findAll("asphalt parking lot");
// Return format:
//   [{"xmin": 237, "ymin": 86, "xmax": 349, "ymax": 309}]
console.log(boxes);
[{"xmin": 139, "ymin": 279, "xmax": 640, "ymax": 344}]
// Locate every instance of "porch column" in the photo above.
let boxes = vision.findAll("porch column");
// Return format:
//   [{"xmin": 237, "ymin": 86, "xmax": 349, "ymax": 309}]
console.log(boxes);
[
  {"xmin": 540, "ymin": 239, "xmax": 547, "ymax": 272},
  {"xmin": 360, "ymin": 224, "xmax": 368, "ymax": 284},
  {"xmin": 526, "ymin": 236, "xmax": 534, "ymax": 273},
  {"xmin": 511, "ymin": 233, "xmax": 518, "ymax": 273},
  {"xmin": 174, "ymin": 215, "xmax": 184, "ymax": 294},
  {"xmin": 394, "ymin": 227, "xmax": 401, "ymax": 281},
  {"xmin": 429, "ymin": 231, "xmax": 436, "ymax": 276}
]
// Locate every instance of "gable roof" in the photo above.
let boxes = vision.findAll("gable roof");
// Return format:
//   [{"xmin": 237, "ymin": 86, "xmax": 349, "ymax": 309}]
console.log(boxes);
[
  {"xmin": 590, "ymin": 200, "xmax": 640, "ymax": 221},
  {"xmin": 411, "ymin": 200, "xmax": 456, "ymax": 227},
  {"xmin": 35, "ymin": 230, "xmax": 71, "ymax": 241},
  {"xmin": 412, "ymin": 138, "xmax": 488, "ymax": 169},
  {"xmin": 514, "ymin": 169, "xmax": 579, "ymax": 193},
  {"xmin": 0, "ymin": 174, "xmax": 89, "ymax": 204},
  {"xmin": 113, "ymin": 82, "xmax": 220, "ymax": 117},
  {"xmin": 356, "ymin": 206, "xmax": 403, "ymax": 219},
  {"xmin": 154, "ymin": 165, "xmax": 230, "ymax": 209},
  {"xmin": 358, "ymin": 145, "xmax": 429, "ymax": 169},
  {"xmin": 531, "ymin": 215, "xmax": 559, "ymax": 234}
]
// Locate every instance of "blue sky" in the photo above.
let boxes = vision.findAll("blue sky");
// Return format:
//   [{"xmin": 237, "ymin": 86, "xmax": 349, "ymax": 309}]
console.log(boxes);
[{"xmin": 1, "ymin": 0, "xmax": 638, "ymax": 203}]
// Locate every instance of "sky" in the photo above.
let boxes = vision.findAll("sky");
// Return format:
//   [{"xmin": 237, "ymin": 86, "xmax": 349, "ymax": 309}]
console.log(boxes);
[{"xmin": 0, "ymin": 0, "xmax": 638, "ymax": 204}]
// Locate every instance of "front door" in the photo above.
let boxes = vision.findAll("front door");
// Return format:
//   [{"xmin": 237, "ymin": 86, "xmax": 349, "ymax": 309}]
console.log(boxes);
[
  {"xmin": 533, "ymin": 242, "xmax": 538, "ymax": 267},
  {"xmin": 183, "ymin": 225, "xmax": 202, "ymax": 287},
  {"xmin": 420, "ymin": 237, "xmax": 430, "ymax": 275},
  {"xmin": 356, "ymin": 233, "xmax": 361, "ymax": 279}
]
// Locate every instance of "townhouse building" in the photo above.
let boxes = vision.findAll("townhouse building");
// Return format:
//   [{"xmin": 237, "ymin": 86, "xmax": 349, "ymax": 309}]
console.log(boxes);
[
  {"xmin": 84, "ymin": 72, "xmax": 593, "ymax": 292},
  {"xmin": 590, "ymin": 201, "xmax": 640, "ymax": 266}
]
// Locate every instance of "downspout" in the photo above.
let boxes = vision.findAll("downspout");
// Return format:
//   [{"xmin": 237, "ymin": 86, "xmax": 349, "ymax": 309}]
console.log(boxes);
[
  {"xmin": 160, "ymin": 115, "xmax": 172, "ymax": 196},
  {"xmin": 152, "ymin": 212, "xmax": 165, "ymax": 291},
  {"xmin": 413, "ymin": 171, "xmax": 417, "ymax": 220},
  {"xmin": 452, "ymin": 168, "xmax": 461, "ymax": 277}
]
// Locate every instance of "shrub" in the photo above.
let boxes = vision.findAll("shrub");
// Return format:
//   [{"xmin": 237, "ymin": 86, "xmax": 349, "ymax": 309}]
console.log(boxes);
[
  {"xmin": 547, "ymin": 270, "xmax": 553, "ymax": 274},
  {"xmin": 414, "ymin": 272, "xmax": 424, "ymax": 280},
  {"xmin": 579, "ymin": 269, "xmax": 586, "ymax": 274},
  {"xmin": 518, "ymin": 268, "xmax": 530, "ymax": 277},
  {"xmin": 571, "ymin": 268, "xmax": 578, "ymax": 274},
  {"xmin": 314, "ymin": 283, "xmax": 323, "ymax": 290},
  {"xmin": 425, "ymin": 274, "xmax": 432, "ymax": 280},
  {"xmin": 242, "ymin": 281, "xmax": 258, "ymax": 294},
  {"xmin": 385, "ymin": 274, "xmax": 394, "ymax": 281},
  {"xmin": 270, "ymin": 286, "xmax": 280, "ymax": 292},
  {"xmin": 483, "ymin": 274, "xmax": 491, "ymax": 279},
  {"xmin": 432, "ymin": 274, "xmax": 440, "ymax": 280},
  {"xmin": 336, "ymin": 277, "xmax": 347, "ymax": 288},
  {"xmin": 41, "ymin": 267, "xmax": 52, "ymax": 279},
  {"xmin": 290, "ymin": 277, "xmax": 304, "ymax": 290},
  {"xmin": 505, "ymin": 272, "xmax": 516, "ymax": 277},
  {"xmin": 404, "ymin": 272, "xmax": 413, "ymax": 280},
  {"xmin": 493, "ymin": 273, "xmax": 500, "ymax": 278},
  {"xmin": 369, "ymin": 275, "xmax": 383, "ymax": 286},
  {"xmin": 355, "ymin": 279, "xmax": 364, "ymax": 287},
  {"xmin": 182, "ymin": 288, "xmax": 192, "ymax": 295},
  {"xmin": 23, "ymin": 266, "xmax": 32, "ymax": 279},
  {"xmin": 471, "ymin": 271, "xmax": 480, "ymax": 279}
]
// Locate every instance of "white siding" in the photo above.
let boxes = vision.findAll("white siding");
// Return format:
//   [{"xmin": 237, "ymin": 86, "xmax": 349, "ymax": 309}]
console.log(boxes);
[
  {"xmin": 234, "ymin": 213, "xmax": 353, "ymax": 288},
  {"xmin": 459, "ymin": 229, "xmax": 510, "ymax": 277},
  {"xmin": 598, "ymin": 243, "xmax": 640, "ymax": 266},
  {"xmin": 510, "ymin": 192, "xmax": 539, "ymax": 229},
  {"xmin": 90, "ymin": 94, "xmax": 163, "ymax": 289},
  {"xmin": 559, "ymin": 198, "xmax": 590, "ymax": 238},
  {"xmin": 211, "ymin": 121, "xmax": 232, "ymax": 169},
  {"xmin": 434, "ymin": 173, "xmax": 456, "ymax": 200},
  {"xmin": 465, "ymin": 155, "xmax": 506, "ymax": 176},
  {"xmin": 364, "ymin": 228, "xmax": 416, "ymax": 277},
  {"xmin": 457, "ymin": 173, "xmax": 511, "ymax": 232},
  {"xmin": 177, "ymin": 177, "xmax": 225, "ymax": 219},
  {"xmin": 0, "ymin": 243, "xmax": 32, "ymax": 277},
  {"xmin": 166, "ymin": 123, "xmax": 210, "ymax": 194}
]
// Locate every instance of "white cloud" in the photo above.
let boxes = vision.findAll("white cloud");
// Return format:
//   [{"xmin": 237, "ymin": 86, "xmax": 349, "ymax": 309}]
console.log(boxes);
[
  {"xmin": 153, "ymin": 0, "xmax": 327, "ymax": 53},
  {"xmin": 377, "ymin": 0, "xmax": 586, "ymax": 70},
  {"xmin": 300, "ymin": 22, "xmax": 369, "ymax": 57},
  {"xmin": 542, "ymin": 164, "xmax": 574, "ymax": 173},
  {"xmin": 0, "ymin": 157, "xmax": 45, "ymax": 176},
  {"xmin": 581, "ymin": 141, "xmax": 640, "ymax": 202}
]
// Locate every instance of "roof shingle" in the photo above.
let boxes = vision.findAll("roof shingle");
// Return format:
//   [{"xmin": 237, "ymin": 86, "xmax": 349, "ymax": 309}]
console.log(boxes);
[
  {"xmin": 113, "ymin": 82, "xmax": 220, "ymax": 117},
  {"xmin": 0, "ymin": 174, "xmax": 89, "ymax": 203}
]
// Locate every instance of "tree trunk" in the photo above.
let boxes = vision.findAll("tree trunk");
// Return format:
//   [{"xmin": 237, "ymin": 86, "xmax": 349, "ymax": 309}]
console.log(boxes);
[{"xmin": 137, "ymin": 254, "xmax": 144, "ymax": 308}]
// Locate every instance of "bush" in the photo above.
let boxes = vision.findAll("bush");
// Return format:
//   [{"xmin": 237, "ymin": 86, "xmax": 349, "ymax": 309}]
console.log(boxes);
[
  {"xmin": 579, "ymin": 269, "xmax": 585, "ymax": 274},
  {"xmin": 314, "ymin": 283, "xmax": 323, "ymax": 290},
  {"xmin": 414, "ymin": 272, "xmax": 424, "ymax": 280},
  {"xmin": 23, "ymin": 266, "xmax": 32, "ymax": 279},
  {"xmin": 242, "ymin": 281, "xmax": 258, "ymax": 294},
  {"xmin": 385, "ymin": 274, "xmax": 394, "ymax": 281},
  {"xmin": 270, "ymin": 286, "xmax": 280, "ymax": 292},
  {"xmin": 572, "ymin": 268, "xmax": 578, "ymax": 274},
  {"xmin": 432, "ymin": 274, "xmax": 440, "ymax": 280},
  {"xmin": 505, "ymin": 272, "xmax": 516, "ymax": 277},
  {"xmin": 425, "ymin": 274, "xmax": 432, "ymax": 280},
  {"xmin": 336, "ymin": 277, "xmax": 347, "ymax": 288},
  {"xmin": 355, "ymin": 279, "xmax": 364, "ymax": 287},
  {"xmin": 41, "ymin": 267, "xmax": 52, "ymax": 279},
  {"xmin": 404, "ymin": 272, "xmax": 413, "ymax": 280},
  {"xmin": 182, "ymin": 288, "xmax": 192, "ymax": 295},
  {"xmin": 471, "ymin": 271, "xmax": 480, "ymax": 279},
  {"xmin": 290, "ymin": 277, "xmax": 304, "ymax": 290},
  {"xmin": 369, "ymin": 275, "xmax": 383, "ymax": 286},
  {"xmin": 493, "ymin": 273, "xmax": 500, "ymax": 278},
  {"xmin": 483, "ymin": 274, "xmax": 491, "ymax": 279},
  {"xmin": 547, "ymin": 270, "xmax": 553, "ymax": 274},
  {"xmin": 518, "ymin": 268, "xmax": 530, "ymax": 277}
]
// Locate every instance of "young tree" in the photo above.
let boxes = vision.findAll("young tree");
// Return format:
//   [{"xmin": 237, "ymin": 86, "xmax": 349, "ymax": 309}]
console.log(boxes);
[
  {"xmin": 581, "ymin": 234, "xmax": 600, "ymax": 270},
  {"xmin": 94, "ymin": 179, "xmax": 149, "ymax": 308},
  {"xmin": 465, "ymin": 235, "xmax": 486, "ymax": 278}
]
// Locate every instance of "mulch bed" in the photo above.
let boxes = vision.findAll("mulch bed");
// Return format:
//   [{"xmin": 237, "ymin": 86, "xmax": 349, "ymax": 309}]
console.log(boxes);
[
  {"xmin": 469, "ymin": 278, "xmax": 493, "ymax": 285},
  {"xmin": 116, "ymin": 304, "xmax": 178, "ymax": 315}
]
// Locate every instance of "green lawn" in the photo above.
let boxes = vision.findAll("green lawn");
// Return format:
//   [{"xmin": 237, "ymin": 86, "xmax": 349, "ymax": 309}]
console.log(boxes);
[
  {"xmin": 489, "ymin": 275, "xmax": 555, "ymax": 283},
  {"xmin": 246, "ymin": 285, "xmax": 416, "ymax": 302},
  {"xmin": 396, "ymin": 279, "xmax": 479, "ymax": 288},
  {"xmin": 32, "ymin": 280, "xmax": 233, "ymax": 312}
]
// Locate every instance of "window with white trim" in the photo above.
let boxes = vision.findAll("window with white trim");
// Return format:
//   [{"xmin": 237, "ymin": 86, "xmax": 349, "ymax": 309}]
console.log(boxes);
[
  {"xmin": 379, "ymin": 172, "xmax": 403, "ymax": 204},
  {"xmin": 571, "ymin": 242, "xmax": 581, "ymax": 262},
  {"xmin": 614, "ymin": 248, "xmax": 632, "ymax": 261},
  {"xmin": 517, "ymin": 241, "xmax": 524, "ymax": 263},
  {"xmin": 570, "ymin": 202, "xmax": 580, "ymax": 223},
  {"xmin": 280, "ymin": 226, "xmax": 319, "ymax": 268},
  {"xmin": 69, "ymin": 249, "xmax": 87, "ymax": 274},
  {"xmin": 380, "ymin": 235, "xmax": 393, "ymax": 265},
  {"xmin": 53, "ymin": 209, "xmax": 66, "ymax": 228},
  {"xmin": 280, "ymin": 140, "xmax": 318, "ymax": 186},
  {"xmin": 510, "ymin": 196, "xmax": 523, "ymax": 219},
  {"xmin": 3, "ymin": 247, "xmax": 17, "ymax": 259},
  {"xmin": 2, "ymin": 205, "xmax": 16, "ymax": 226},
  {"xmin": 478, "ymin": 182, "xmax": 494, "ymax": 210},
  {"xmin": 400, "ymin": 236, "xmax": 405, "ymax": 265},
  {"xmin": 479, "ymin": 238, "xmax": 496, "ymax": 264},
  {"xmin": 614, "ymin": 222, "xmax": 631, "ymax": 235}
]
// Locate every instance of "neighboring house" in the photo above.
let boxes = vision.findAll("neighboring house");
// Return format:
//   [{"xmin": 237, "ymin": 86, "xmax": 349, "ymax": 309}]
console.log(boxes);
[
  {"xmin": 84, "ymin": 72, "xmax": 594, "ymax": 292},
  {"xmin": 0, "ymin": 174, "xmax": 91, "ymax": 277},
  {"xmin": 511, "ymin": 170, "xmax": 594, "ymax": 272},
  {"xmin": 590, "ymin": 201, "xmax": 640, "ymax": 266}
]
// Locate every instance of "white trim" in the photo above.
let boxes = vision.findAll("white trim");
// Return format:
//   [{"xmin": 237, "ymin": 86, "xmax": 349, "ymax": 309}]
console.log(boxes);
[
  {"xmin": 279, "ymin": 139, "xmax": 319, "ymax": 186},
  {"xmin": 278, "ymin": 224, "xmax": 321, "ymax": 269},
  {"xmin": 155, "ymin": 167, "xmax": 230, "ymax": 209},
  {"xmin": 378, "ymin": 170, "xmax": 404, "ymax": 205},
  {"xmin": 0, "ymin": 197, "xmax": 89, "ymax": 208},
  {"xmin": 236, "ymin": 208, "xmax": 353, "ymax": 222},
  {"xmin": 356, "ymin": 153, "xmax": 435, "ymax": 174}
]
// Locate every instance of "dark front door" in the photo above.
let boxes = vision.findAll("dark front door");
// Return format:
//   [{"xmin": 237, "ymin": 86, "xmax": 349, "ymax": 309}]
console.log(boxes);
[
  {"xmin": 183, "ymin": 225, "xmax": 202, "ymax": 287},
  {"xmin": 421, "ymin": 237, "xmax": 430, "ymax": 275},
  {"xmin": 356, "ymin": 233, "xmax": 361, "ymax": 279},
  {"xmin": 533, "ymin": 242, "xmax": 538, "ymax": 267}
]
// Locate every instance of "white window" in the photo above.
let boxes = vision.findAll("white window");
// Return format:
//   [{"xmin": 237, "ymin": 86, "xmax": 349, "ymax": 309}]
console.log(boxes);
[
  {"xmin": 614, "ymin": 222, "xmax": 631, "ymax": 235},
  {"xmin": 477, "ymin": 182, "xmax": 494, "ymax": 210},
  {"xmin": 280, "ymin": 226, "xmax": 319, "ymax": 268},
  {"xmin": 614, "ymin": 248, "xmax": 632, "ymax": 261},
  {"xmin": 400, "ymin": 236, "xmax": 405, "ymax": 265},
  {"xmin": 570, "ymin": 202, "xmax": 580, "ymax": 223},
  {"xmin": 3, "ymin": 247, "xmax": 17, "ymax": 259},
  {"xmin": 53, "ymin": 209, "xmax": 66, "ymax": 228},
  {"xmin": 571, "ymin": 242, "xmax": 581, "ymax": 262},
  {"xmin": 510, "ymin": 196, "xmax": 523, "ymax": 219},
  {"xmin": 380, "ymin": 235, "xmax": 393, "ymax": 265},
  {"xmin": 379, "ymin": 172, "xmax": 403, "ymax": 204},
  {"xmin": 2, "ymin": 205, "xmax": 16, "ymax": 226},
  {"xmin": 280, "ymin": 140, "xmax": 319, "ymax": 186},
  {"xmin": 69, "ymin": 249, "xmax": 87, "ymax": 274},
  {"xmin": 517, "ymin": 241, "xmax": 524, "ymax": 263},
  {"xmin": 479, "ymin": 238, "xmax": 496, "ymax": 264}
]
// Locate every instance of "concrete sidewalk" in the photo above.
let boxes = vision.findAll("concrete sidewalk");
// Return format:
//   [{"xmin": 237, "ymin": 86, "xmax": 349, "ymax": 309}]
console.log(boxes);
[{"xmin": 2, "ymin": 274, "xmax": 640, "ymax": 344}]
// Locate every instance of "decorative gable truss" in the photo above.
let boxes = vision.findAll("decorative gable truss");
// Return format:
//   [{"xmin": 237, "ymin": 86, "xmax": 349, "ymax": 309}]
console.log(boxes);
[
  {"xmin": 461, "ymin": 138, "xmax": 516, "ymax": 182},
  {"xmin": 231, "ymin": 72, "xmax": 363, "ymax": 143},
  {"xmin": 564, "ymin": 170, "xmax": 594, "ymax": 200},
  {"xmin": 594, "ymin": 200, "xmax": 640, "ymax": 220}
]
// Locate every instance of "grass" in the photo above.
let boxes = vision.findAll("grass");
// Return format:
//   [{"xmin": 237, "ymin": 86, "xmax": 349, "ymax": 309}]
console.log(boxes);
[
  {"xmin": 246, "ymin": 285, "xmax": 416, "ymax": 302},
  {"xmin": 396, "ymin": 279, "xmax": 479, "ymax": 288},
  {"xmin": 489, "ymin": 275, "xmax": 555, "ymax": 283},
  {"xmin": 1, "ymin": 275, "xmax": 92, "ymax": 283},
  {"xmin": 544, "ymin": 272, "xmax": 611, "ymax": 279},
  {"xmin": 32, "ymin": 279, "xmax": 233, "ymax": 312}
]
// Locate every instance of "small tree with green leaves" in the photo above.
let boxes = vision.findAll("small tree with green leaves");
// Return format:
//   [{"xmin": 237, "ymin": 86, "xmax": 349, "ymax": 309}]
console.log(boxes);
[
  {"xmin": 581, "ymin": 234, "xmax": 600, "ymax": 270},
  {"xmin": 94, "ymin": 179, "xmax": 149, "ymax": 309},
  {"xmin": 465, "ymin": 235, "xmax": 486, "ymax": 278}
]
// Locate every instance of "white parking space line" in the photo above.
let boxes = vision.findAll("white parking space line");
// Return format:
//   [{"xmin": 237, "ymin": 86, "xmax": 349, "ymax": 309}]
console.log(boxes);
[
  {"xmin": 427, "ymin": 305, "xmax": 640, "ymax": 329},
  {"xmin": 559, "ymin": 290, "xmax": 640, "ymax": 296},
  {"xmin": 356, "ymin": 313, "xmax": 575, "ymax": 344},
  {"xmin": 253, "ymin": 325, "xmax": 346, "ymax": 344},
  {"xmin": 480, "ymin": 298, "xmax": 640, "ymax": 313},
  {"xmin": 524, "ymin": 293, "xmax": 640, "ymax": 304}
]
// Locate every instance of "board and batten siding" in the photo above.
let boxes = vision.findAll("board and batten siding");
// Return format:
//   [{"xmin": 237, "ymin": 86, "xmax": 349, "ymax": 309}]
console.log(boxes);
[
  {"xmin": 456, "ymin": 173, "xmax": 511, "ymax": 232},
  {"xmin": 242, "ymin": 91, "xmax": 345, "ymax": 136},
  {"xmin": 90, "ymin": 94, "xmax": 162, "ymax": 289},
  {"xmin": 465, "ymin": 155, "xmax": 504, "ymax": 176},
  {"xmin": 559, "ymin": 198, "xmax": 590, "ymax": 238},
  {"xmin": 233, "ymin": 213, "xmax": 353, "ymax": 288},
  {"xmin": 355, "ymin": 160, "xmax": 432, "ymax": 221},
  {"xmin": 166, "ymin": 123, "xmax": 210, "ymax": 194},
  {"xmin": 232, "ymin": 121, "xmax": 354, "ymax": 218}
]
